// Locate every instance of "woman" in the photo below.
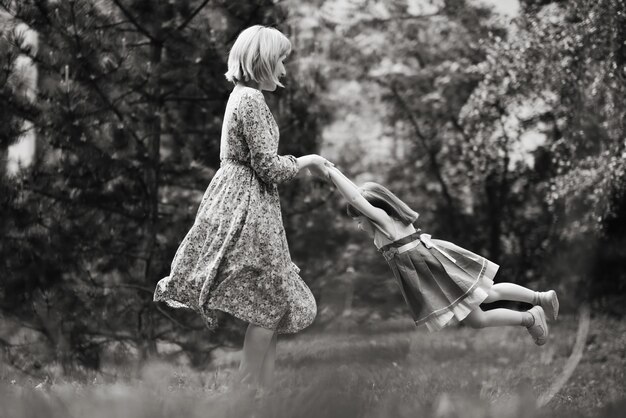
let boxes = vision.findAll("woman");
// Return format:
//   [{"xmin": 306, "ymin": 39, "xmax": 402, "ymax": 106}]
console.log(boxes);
[{"xmin": 154, "ymin": 25, "xmax": 326, "ymax": 393}]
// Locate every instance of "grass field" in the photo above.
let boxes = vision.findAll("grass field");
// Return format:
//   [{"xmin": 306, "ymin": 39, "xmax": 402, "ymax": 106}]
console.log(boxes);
[{"xmin": 1, "ymin": 313, "xmax": 624, "ymax": 418}]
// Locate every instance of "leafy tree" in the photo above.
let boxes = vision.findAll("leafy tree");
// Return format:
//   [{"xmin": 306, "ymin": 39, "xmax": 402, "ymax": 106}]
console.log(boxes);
[
  {"xmin": 463, "ymin": 0, "xmax": 626, "ymax": 307},
  {"xmin": 307, "ymin": 0, "xmax": 527, "ymax": 314},
  {"xmin": 308, "ymin": 0, "xmax": 625, "ymax": 314}
]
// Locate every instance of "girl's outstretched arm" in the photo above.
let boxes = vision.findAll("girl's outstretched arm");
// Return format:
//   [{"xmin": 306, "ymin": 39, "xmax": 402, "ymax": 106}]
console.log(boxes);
[{"xmin": 326, "ymin": 166, "xmax": 394, "ymax": 236}]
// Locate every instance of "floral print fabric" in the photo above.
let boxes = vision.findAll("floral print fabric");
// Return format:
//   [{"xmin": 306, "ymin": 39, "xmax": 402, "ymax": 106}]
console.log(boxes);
[{"xmin": 154, "ymin": 86, "xmax": 317, "ymax": 333}]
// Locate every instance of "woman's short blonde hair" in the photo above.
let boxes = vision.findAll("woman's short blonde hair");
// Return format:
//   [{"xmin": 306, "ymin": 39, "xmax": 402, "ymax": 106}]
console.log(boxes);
[{"xmin": 225, "ymin": 25, "xmax": 291, "ymax": 88}]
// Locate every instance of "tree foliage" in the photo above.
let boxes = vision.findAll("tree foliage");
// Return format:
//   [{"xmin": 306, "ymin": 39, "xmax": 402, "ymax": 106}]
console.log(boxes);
[{"xmin": 313, "ymin": 0, "xmax": 626, "ymax": 314}]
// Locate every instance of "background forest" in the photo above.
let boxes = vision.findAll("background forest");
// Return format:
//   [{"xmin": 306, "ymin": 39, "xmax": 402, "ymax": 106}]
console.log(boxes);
[{"xmin": 0, "ymin": 0, "xmax": 625, "ymax": 407}]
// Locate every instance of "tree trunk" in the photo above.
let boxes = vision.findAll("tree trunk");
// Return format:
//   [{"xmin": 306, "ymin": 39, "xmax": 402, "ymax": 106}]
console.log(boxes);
[
  {"xmin": 387, "ymin": 82, "xmax": 461, "ymax": 236},
  {"xmin": 0, "ymin": 148, "xmax": 7, "ymax": 178},
  {"xmin": 485, "ymin": 171, "xmax": 502, "ymax": 263},
  {"xmin": 138, "ymin": 35, "xmax": 163, "ymax": 360}
]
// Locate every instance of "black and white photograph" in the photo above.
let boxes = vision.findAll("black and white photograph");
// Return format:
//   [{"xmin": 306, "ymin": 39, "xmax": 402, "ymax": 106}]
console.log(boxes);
[{"xmin": 1, "ymin": 0, "xmax": 625, "ymax": 417}]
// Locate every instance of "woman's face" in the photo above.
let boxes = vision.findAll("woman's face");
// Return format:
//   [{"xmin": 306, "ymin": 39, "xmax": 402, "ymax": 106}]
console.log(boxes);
[
  {"xmin": 261, "ymin": 55, "xmax": 287, "ymax": 91},
  {"xmin": 354, "ymin": 216, "xmax": 375, "ymax": 238}
]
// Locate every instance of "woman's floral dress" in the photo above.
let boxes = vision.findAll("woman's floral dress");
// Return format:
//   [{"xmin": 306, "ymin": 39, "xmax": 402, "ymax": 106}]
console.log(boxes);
[{"xmin": 154, "ymin": 86, "xmax": 317, "ymax": 333}]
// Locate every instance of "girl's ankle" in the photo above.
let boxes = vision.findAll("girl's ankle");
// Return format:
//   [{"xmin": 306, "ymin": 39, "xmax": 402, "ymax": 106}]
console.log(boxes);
[
  {"xmin": 531, "ymin": 291, "xmax": 539, "ymax": 305},
  {"xmin": 522, "ymin": 312, "xmax": 535, "ymax": 327}
]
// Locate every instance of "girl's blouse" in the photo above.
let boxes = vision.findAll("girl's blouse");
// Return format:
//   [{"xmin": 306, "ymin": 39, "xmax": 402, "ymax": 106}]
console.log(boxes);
[
  {"xmin": 220, "ymin": 86, "xmax": 298, "ymax": 185},
  {"xmin": 373, "ymin": 220, "xmax": 416, "ymax": 249}
]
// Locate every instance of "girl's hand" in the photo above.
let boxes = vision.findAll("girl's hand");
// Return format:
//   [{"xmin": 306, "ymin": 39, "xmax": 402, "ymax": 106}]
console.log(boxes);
[{"xmin": 308, "ymin": 164, "xmax": 330, "ymax": 180}]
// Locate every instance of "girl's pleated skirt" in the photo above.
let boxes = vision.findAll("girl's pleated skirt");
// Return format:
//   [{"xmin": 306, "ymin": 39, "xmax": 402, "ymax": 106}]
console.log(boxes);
[{"xmin": 379, "ymin": 231, "xmax": 498, "ymax": 332}]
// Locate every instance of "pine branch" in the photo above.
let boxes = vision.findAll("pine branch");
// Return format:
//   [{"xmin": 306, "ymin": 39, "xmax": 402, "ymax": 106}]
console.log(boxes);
[
  {"xmin": 78, "ymin": 263, "xmax": 153, "ymax": 294},
  {"xmin": 0, "ymin": 313, "xmax": 47, "ymax": 335},
  {"xmin": 0, "ymin": 336, "xmax": 12, "ymax": 347},
  {"xmin": 62, "ymin": 7, "xmax": 148, "ymax": 152},
  {"xmin": 154, "ymin": 304, "xmax": 198, "ymax": 331},
  {"xmin": 26, "ymin": 186, "xmax": 145, "ymax": 222},
  {"xmin": 110, "ymin": 0, "xmax": 159, "ymax": 43},
  {"xmin": 125, "ymin": 41, "xmax": 151, "ymax": 48},
  {"xmin": 226, "ymin": 2, "xmax": 264, "ymax": 45},
  {"xmin": 104, "ymin": 284, "xmax": 154, "ymax": 294},
  {"xmin": 175, "ymin": 0, "xmax": 211, "ymax": 32},
  {"xmin": 162, "ymin": 95, "xmax": 221, "ymax": 103},
  {"xmin": 82, "ymin": 248, "xmax": 151, "ymax": 263},
  {"xmin": 93, "ymin": 20, "xmax": 131, "ymax": 30}
]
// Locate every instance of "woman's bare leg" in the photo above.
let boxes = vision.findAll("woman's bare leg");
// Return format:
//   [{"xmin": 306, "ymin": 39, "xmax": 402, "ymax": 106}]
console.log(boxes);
[
  {"xmin": 259, "ymin": 331, "xmax": 278, "ymax": 391},
  {"xmin": 238, "ymin": 323, "xmax": 275, "ymax": 389}
]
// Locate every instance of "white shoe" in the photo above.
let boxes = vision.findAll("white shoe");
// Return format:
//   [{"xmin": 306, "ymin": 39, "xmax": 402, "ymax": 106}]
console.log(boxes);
[
  {"xmin": 538, "ymin": 290, "xmax": 559, "ymax": 320},
  {"xmin": 527, "ymin": 306, "xmax": 549, "ymax": 346}
]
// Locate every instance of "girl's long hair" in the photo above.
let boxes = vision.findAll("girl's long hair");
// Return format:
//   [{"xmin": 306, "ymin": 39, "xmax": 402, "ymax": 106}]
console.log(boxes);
[{"xmin": 346, "ymin": 182, "xmax": 419, "ymax": 225}]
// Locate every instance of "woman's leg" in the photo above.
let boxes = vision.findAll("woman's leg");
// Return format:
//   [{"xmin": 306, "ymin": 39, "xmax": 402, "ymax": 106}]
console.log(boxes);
[
  {"xmin": 238, "ymin": 323, "xmax": 275, "ymax": 389},
  {"xmin": 259, "ymin": 331, "xmax": 278, "ymax": 391}
]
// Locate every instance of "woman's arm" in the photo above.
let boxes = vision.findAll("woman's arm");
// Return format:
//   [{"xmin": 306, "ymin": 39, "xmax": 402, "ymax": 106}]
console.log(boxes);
[
  {"xmin": 326, "ymin": 166, "xmax": 394, "ymax": 234},
  {"xmin": 240, "ymin": 92, "xmax": 299, "ymax": 184}
]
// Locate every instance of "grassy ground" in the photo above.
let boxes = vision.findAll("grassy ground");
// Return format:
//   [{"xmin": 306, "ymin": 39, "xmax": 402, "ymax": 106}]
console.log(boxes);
[{"xmin": 1, "ymin": 314, "xmax": 624, "ymax": 418}]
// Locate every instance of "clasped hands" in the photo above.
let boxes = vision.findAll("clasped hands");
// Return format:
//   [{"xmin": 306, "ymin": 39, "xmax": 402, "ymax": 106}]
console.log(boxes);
[{"xmin": 303, "ymin": 155, "xmax": 335, "ymax": 180}]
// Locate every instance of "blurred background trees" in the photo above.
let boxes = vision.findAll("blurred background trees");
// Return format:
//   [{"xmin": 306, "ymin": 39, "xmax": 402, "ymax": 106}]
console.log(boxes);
[
  {"xmin": 313, "ymin": 0, "xmax": 625, "ymax": 319},
  {"xmin": 1, "ymin": 0, "xmax": 624, "ymax": 377}
]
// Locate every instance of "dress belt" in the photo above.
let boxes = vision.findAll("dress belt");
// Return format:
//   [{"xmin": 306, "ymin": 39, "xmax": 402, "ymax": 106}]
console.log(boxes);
[{"xmin": 382, "ymin": 234, "xmax": 457, "ymax": 263}]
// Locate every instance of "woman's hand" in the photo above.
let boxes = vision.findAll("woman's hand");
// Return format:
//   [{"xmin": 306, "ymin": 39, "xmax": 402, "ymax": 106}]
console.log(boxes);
[
  {"xmin": 297, "ymin": 154, "xmax": 334, "ymax": 170},
  {"xmin": 297, "ymin": 155, "xmax": 334, "ymax": 178}
]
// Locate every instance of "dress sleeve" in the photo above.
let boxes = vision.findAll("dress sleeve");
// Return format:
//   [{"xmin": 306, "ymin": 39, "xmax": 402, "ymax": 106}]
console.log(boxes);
[{"xmin": 239, "ymin": 91, "xmax": 299, "ymax": 185}]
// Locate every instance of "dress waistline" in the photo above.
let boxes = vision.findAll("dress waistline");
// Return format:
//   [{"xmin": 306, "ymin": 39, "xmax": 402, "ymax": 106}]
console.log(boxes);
[
  {"xmin": 221, "ymin": 158, "xmax": 252, "ymax": 168},
  {"xmin": 378, "ymin": 231, "xmax": 422, "ymax": 252},
  {"xmin": 379, "ymin": 231, "xmax": 457, "ymax": 264}
]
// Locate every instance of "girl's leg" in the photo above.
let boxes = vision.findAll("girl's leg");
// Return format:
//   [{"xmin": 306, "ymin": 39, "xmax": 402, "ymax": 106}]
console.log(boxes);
[
  {"xmin": 238, "ymin": 323, "xmax": 275, "ymax": 389},
  {"xmin": 259, "ymin": 331, "xmax": 278, "ymax": 391},
  {"xmin": 463, "ymin": 307, "xmax": 533, "ymax": 328},
  {"xmin": 483, "ymin": 283, "xmax": 536, "ymax": 304},
  {"xmin": 463, "ymin": 307, "xmax": 548, "ymax": 345},
  {"xmin": 484, "ymin": 283, "xmax": 559, "ymax": 320}
]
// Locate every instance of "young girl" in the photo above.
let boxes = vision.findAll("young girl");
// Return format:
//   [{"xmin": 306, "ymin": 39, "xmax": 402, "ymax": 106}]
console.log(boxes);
[
  {"xmin": 324, "ymin": 165, "xmax": 559, "ymax": 345},
  {"xmin": 154, "ymin": 26, "xmax": 328, "ymax": 392}
]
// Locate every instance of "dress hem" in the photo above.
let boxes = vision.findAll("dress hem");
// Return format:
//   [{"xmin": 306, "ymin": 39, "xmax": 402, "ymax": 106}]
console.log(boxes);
[
  {"xmin": 416, "ymin": 260, "xmax": 499, "ymax": 332},
  {"xmin": 206, "ymin": 302, "xmax": 312, "ymax": 335},
  {"xmin": 154, "ymin": 271, "xmax": 315, "ymax": 335}
]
